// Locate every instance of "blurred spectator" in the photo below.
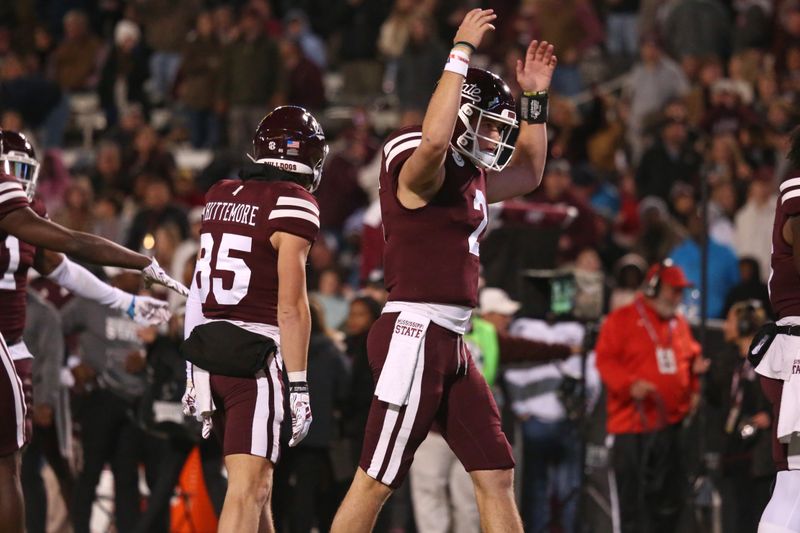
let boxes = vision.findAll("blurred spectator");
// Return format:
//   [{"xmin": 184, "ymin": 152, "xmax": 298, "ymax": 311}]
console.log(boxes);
[
  {"xmin": 700, "ymin": 79, "xmax": 759, "ymax": 136},
  {"xmin": 377, "ymin": 0, "xmax": 416, "ymax": 61},
  {"xmin": 395, "ymin": 12, "xmax": 448, "ymax": 124},
  {"xmin": 316, "ymin": 128, "xmax": 373, "ymax": 234},
  {"xmin": 734, "ymin": 171, "xmax": 776, "ymax": 282},
  {"xmin": 507, "ymin": 310, "xmax": 586, "ymax": 533},
  {"xmin": 248, "ymin": 0, "xmax": 284, "ymax": 38},
  {"xmin": 212, "ymin": 4, "xmax": 239, "ymax": 45},
  {"xmin": 626, "ymin": 36, "xmax": 689, "ymax": 162},
  {"xmin": 177, "ymin": 11, "xmax": 223, "ymax": 149},
  {"xmin": 22, "ymin": 290, "xmax": 73, "ymax": 533},
  {"xmin": 124, "ymin": 126, "xmax": 176, "ymax": 192},
  {"xmin": 610, "ymin": 253, "xmax": 648, "ymax": 310},
  {"xmin": 273, "ymin": 298, "xmax": 350, "ymax": 533},
  {"xmin": 63, "ymin": 270, "xmax": 150, "ymax": 533},
  {"xmin": 709, "ymin": 180, "xmax": 737, "ymax": 248},
  {"xmin": 732, "ymin": 0, "xmax": 772, "ymax": 52},
  {"xmin": 92, "ymin": 194, "xmax": 126, "ymax": 244},
  {"xmin": 98, "ymin": 20, "xmax": 149, "ymax": 127},
  {"xmin": 136, "ymin": 0, "xmax": 198, "ymax": 105},
  {"xmin": 664, "ymin": 0, "xmax": 732, "ymax": 65},
  {"xmin": 706, "ymin": 300, "xmax": 773, "ymax": 533},
  {"xmin": 314, "ymin": 268, "xmax": 350, "ymax": 330},
  {"xmin": 669, "ymin": 209, "xmax": 740, "ymax": 319},
  {"xmin": 88, "ymin": 140, "xmax": 124, "ymax": 196},
  {"xmin": 125, "ymin": 176, "xmax": 188, "ymax": 252},
  {"xmin": 722, "ymin": 257, "xmax": 771, "ymax": 318},
  {"xmin": 635, "ymin": 105, "xmax": 700, "ymax": 202},
  {"xmin": 596, "ymin": 262, "xmax": 705, "ymax": 533},
  {"xmin": 634, "ymin": 196, "xmax": 686, "ymax": 265},
  {"xmin": 536, "ymin": 0, "xmax": 604, "ymax": 96},
  {"xmin": 35, "ymin": 149, "xmax": 73, "ymax": 215},
  {"xmin": 284, "ymin": 9, "xmax": 327, "ymax": 69},
  {"xmin": 342, "ymin": 296, "xmax": 383, "ymax": 464},
  {"xmin": 0, "ymin": 53, "xmax": 67, "ymax": 148},
  {"xmin": 51, "ymin": 10, "xmax": 103, "ymax": 93},
  {"xmin": 52, "ymin": 176, "xmax": 94, "ymax": 233},
  {"xmin": 336, "ymin": 0, "xmax": 390, "ymax": 102},
  {"xmin": 527, "ymin": 160, "xmax": 598, "ymax": 264},
  {"xmin": 280, "ymin": 38, "xmax": 326, "ymax": 110},
  {"xmin": 218, "ymin": 7, "xmax": 284, "ymax": 157},
  {"xmin": 604, "ymin": 0, "xmax": 640, "ymax": 65}
]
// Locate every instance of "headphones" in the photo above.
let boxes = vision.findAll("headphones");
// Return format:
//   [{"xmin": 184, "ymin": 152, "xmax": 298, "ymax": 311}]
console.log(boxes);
[
  {"xmin": 735, "ymin": 299, "xmax": 764, "ymax": 337},
  {"xmin": 644, "ymin": 259, "xmax": 674, "ymax": 298}
]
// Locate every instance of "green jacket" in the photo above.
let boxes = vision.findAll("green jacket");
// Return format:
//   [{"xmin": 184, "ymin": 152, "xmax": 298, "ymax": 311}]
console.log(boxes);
[{"xmin": 465, "ymin": 317, "xmax": 500, "ymax": 386}]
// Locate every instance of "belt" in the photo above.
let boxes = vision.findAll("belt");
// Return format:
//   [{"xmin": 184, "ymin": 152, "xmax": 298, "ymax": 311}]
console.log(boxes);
[{"xmin": 777, "ymin": 325, "xmax": 800, "ymax": 337}]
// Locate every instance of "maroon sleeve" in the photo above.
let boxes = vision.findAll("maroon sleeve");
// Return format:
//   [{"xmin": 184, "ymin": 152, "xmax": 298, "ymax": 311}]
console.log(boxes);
[
  {"xmin": 496, "ymin": 332, "xmax": 572, "ymax": 364},
  {"xmin": 265, "ymin": 185, "xmax": 320, "ymax": 244},
  {"xmin": 780, "ymin": 176, "xmax": 800, "ymax": 217},
  {"xmin": 30, "ymin": 198, "xmax": 48, "ymax": 218},
  {"xmin": 0, "ymin": 174, "xmax": 29, "ymax": 221},
  {"xmin": 380, "ymin": 126, "xmax": 423, "ymax": 191}
]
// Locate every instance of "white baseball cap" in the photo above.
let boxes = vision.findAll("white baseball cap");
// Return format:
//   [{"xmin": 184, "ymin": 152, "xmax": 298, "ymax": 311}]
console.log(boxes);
[{"xmin": 479, "ymin": 287, "xmax": 521, "ymax": 315}]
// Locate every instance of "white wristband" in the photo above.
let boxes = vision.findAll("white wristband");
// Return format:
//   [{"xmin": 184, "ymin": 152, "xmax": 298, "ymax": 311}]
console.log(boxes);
[
  {"xmin": 444, "ymin": 48, "xmax": 470, "ymax": 77},
  {"xmin": 288, "ymin": 371, "xmax": 307, "ymax": 383}
]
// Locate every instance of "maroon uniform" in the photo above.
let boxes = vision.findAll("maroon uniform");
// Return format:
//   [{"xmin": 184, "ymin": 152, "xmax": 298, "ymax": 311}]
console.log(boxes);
[
  {"xmin": 196, "ymin": 178, "xmax": 319, "ymax": 326},
  {"xmin": 380, "ymin": 126, "xmax": 487, "ymax": 308},
  {"xmin": 770, "ymin": 175, "xmax": 800, "ymax": 318},
  {"xmin": 0, "ymin": 173, "xmax": 31, "ymax": 454},
  {"xmin": 360, "ymin": 128, "xmax": 513, "ymax": 489},
  {"xmin": 192, "ymin": 177, "xmax": 319, "ymax": 460}
]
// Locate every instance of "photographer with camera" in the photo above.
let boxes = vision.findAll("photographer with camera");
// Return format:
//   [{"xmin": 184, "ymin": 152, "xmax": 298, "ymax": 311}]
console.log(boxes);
[
  {"xmin": 706, "ymin": 300, "xmax": 772, "ymax": 533},
  {"xmin": 596, "ymin": 260, "xmax": 708, "ymax": 533}
]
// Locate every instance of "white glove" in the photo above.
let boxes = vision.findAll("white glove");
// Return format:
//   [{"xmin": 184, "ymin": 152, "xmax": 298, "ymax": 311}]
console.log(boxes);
[
  {"xmin": 142, "ymin": 258, "xmax": 189, "ymax": 296},
  {"xmin": 116, "ymin": 295, "xmax": 172, "ymax": 325},
  {"xmin": 182, "ymin": 378, "xmax": 213, "ymax": 439},
  {"xmin": 288, "ymin": 381, "xmax": 312, "ymax": 447}
]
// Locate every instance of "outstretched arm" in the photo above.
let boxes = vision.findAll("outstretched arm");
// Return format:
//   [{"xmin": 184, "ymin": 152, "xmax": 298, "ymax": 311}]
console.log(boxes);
[
  {"xmin": 34, "ymin": 249, "xmax": 171, "ymax": 325},
  {"xmin": 397, "ymin": 9, "xmax": 496, "ymax": 208},
  {"xmin": 486, "ymin": 40, "xmax": 557, "ymax": 204},
  {"xmin": 0, "ymin": 206, "xmax": 188, "ymax": 295}
]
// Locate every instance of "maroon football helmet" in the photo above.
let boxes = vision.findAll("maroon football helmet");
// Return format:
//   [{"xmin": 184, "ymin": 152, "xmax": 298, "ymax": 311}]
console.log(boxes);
[
  {"xmin": 251, "ymin": 106, "xmax": 328, "ymax": 192},
  {"xmin": 452, "ymin": 68, "xmax": 518, "ymax": 171},
  {"xmin": 0, "ymin": 129, "xmax": 39, "ymax": 199}
]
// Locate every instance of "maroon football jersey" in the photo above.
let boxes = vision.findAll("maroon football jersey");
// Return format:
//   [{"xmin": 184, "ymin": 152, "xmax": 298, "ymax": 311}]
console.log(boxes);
[
  {"xmin": 770, "ymin": 175, "xmax": 800, "ymax": 318},
  {"xmin": 196, "ymin": 178, "xmax": 319, "ymax": 327},
  {"xmin": 0, "ymin": 173, "xmax": 46, "ymax": 342},
  {"xmin": 379, "ymin": 126, "xmax": 488, "ymax": 308}
]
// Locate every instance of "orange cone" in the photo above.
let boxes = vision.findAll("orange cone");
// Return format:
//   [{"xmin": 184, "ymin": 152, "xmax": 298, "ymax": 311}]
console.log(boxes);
[{"xmin": 171, "ymin": 446, "xmax": 219, "ymax": 533}]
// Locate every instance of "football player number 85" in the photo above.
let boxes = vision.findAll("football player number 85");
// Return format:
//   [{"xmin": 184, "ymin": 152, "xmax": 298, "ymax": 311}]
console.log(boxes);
[
  {"xmin": 468, "ymin": 190, "xmax": 488, "ymax": 257},
  {"xmin": 196, "ymin": 232, "xmax": 253, "ymax": 305}
]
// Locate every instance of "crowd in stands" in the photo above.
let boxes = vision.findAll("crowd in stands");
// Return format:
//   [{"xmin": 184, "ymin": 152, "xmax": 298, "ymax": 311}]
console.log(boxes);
[{"xmin": 1, "ymin": 0, "xmax": 799, "ymax": 531}]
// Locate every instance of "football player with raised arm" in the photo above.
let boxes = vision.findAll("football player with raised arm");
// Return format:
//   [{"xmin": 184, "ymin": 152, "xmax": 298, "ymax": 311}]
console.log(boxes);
[
  {"xmin": 0, "ymin": 130, "xmax": 187, "ymax": 533},
  {"xmin": 757, "ymin": 129, "xmax": 800, "ymax": 533},
  {"xmin": 181, "ymin": 106, "xmax": 327, "ymax": 533},
  {"xmin": 330, "ymin": 9, "xmax": 556, "ymax": 533}
]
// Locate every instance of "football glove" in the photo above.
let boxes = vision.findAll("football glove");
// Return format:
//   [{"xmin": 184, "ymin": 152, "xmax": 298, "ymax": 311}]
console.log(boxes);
[
  {"xmin": 288, "ymin": 381, "xmax": 312, "ymax": 447},
  {"xmin": 142, "ymin": 258, "xmax": 189, "ymax": 296}
]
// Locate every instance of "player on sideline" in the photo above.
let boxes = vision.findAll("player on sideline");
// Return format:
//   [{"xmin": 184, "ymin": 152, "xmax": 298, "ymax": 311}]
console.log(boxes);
[
  {"xmin": 0, "ymin": 130, "xmax": 187, "ymax": 533},
  {"xmin": 330, "ymin": 9, "xmax": 556, "ymax": 533},
  {"xmin": 181, "ymin": 106, "xmax": 327, "ymax": 533},
  {"xmin": 757, "ymin": 128, "xmax": 800, "ymax": 533}
]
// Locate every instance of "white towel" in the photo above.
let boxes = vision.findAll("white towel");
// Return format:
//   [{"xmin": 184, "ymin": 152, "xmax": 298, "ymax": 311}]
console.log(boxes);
[
  {"xmin": 182, "ymin": 362, "xmax": 215, "ymax": 439},
  {"xmin": 374, "ymin": 311, "xmax": 430, "ymax": 406},
  {"xmin": 755, "ymin": 321, "xmax": 800, "ymax": 442}
]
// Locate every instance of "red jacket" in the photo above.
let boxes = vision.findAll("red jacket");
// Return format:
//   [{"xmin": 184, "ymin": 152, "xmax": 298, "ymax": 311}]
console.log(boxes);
[{"xmin": 596, "ymin": 295, "xmax": 701, "ymax": 434}]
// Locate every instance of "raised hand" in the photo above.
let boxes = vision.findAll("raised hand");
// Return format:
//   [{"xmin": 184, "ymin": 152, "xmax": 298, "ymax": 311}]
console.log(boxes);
[
  {"xmin": 142, "ymin": 258, "xmax": 190, "ymax": 296},
  {"xmin": 453, "ymin": 8, "xmax": 497, "ymax": 51},
  {"xmin": 516, "ymin": 40, "xmax": 558, "ymax": 93}
]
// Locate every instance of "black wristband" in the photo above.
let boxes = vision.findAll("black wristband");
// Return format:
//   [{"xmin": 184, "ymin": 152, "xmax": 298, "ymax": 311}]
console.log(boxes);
[
  {"xmin": 519, "ymin": 91, "xmax": 549, "ymax": 124},
  {"xmin": 289, "ymin": 381, "xmax": 309, "ymax": 393},
  {"xmin": 453, "ymin": 41, "xmax": 476, "ymax": 53}
]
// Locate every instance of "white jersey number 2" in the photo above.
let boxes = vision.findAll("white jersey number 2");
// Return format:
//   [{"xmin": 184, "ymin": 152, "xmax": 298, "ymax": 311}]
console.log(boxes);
[
  {"xmin": 196, "ymin": 232, "xmax": 253, "ymax": 305},
  {"xmin": 468, "ymin": 190, "xmax": 488, "ymax": 257},
  {"xmin": 0, "ymin": 236, "xmax": 20, "ymax": 290}
]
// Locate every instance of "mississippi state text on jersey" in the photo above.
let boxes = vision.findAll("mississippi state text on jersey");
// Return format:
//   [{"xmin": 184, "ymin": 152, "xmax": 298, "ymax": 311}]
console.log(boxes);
[
  {"xmin": 196, "ymin": 178, "xmax": 320, "ymax": 326},
  {"xmin": 770, "ymin": 175, "xmax": 800, "ymax": 318},
  {"xmin": 379, "ymin": 126, "xmax": 487, "ymax": 308},
  {"xmin": 0, "ymin": 173, "xmax": 46, "ymax": 343}
]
